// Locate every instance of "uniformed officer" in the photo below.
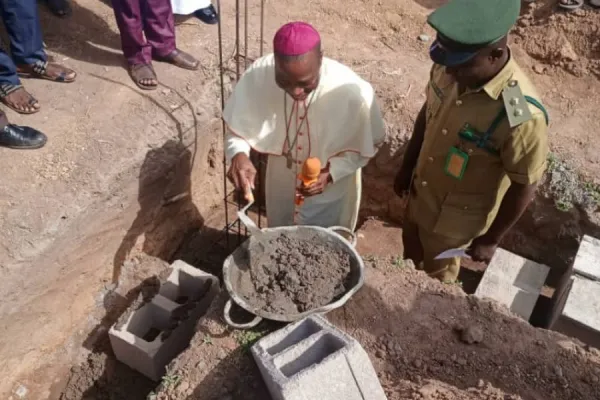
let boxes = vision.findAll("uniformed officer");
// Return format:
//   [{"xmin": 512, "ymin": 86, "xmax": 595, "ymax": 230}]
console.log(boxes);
[{"xmin": 395, "ymin": 0, "xmax": 549, "ymax": 282}]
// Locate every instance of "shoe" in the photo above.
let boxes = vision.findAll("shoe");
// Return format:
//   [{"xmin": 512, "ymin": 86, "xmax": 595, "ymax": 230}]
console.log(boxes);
[
  {"xmin": 0, "ymin": 124, "xmax": 47, "ymax": 149},
  {"xmin": 46, "ymin": 0, "xmax": 72, "ymax": 17},
  {"xmin": 194, "ymin": 5, "xmax": 218, "ymax": 25}
]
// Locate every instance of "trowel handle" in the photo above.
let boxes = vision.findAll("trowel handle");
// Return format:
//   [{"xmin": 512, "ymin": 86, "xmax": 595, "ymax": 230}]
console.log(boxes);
[{"xmin": 223, "ymin": 299, "xmax": 262, "ymax": 330}]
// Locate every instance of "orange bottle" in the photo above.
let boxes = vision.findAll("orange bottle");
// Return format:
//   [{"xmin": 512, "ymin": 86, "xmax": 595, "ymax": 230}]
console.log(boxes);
[{"xmin": 296, "ymin": 157, "xmax": 321, "ymax": 206}]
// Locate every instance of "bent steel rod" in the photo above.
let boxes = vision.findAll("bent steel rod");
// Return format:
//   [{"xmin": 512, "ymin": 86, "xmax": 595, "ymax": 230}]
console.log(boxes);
[{"xmin": 216, "ymin": 0, "xmax": 230, "ymax": 250}]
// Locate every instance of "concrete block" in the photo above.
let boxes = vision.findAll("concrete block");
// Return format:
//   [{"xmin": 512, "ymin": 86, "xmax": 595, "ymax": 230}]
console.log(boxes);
[
  {"xmin": 251, "ymin": 315, "xmax": 387, "ymax": 400},
  {"xmin": 474, "ymin": 248, "xmax": 549, "ymax": 320},
  {"xmin": 109, "ymin": 260, "xmax": 220, "ymax": 381},
  {"xmin": 572, "ymin": 235, "xmax": 600, "ymax": 281},
  {"xmin": 554, "ymin": 276, "xmax": 600, "ymax": 349}
]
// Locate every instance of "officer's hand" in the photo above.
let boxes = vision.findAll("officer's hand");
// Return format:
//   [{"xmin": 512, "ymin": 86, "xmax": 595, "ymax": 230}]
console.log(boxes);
[
  {"xmin": 467, "ymin": 235, "xmax": 499, "ymax": 264},
  {"xmin": 298, "ymin": 171, "xmax": 331, "ymax": 198},
  {"xmin": 394, "ymin": 168, "xmax": 412, "ymax": 197},
  {"xmin": 227, "ymin": 153, "xmax": 257, "ymax": 201}
]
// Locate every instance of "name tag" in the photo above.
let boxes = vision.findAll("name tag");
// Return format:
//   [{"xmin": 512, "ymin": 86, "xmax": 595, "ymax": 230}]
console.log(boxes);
[{"xmin": 445, "ymin": 147, "xmax": 468, "ymax": 180}]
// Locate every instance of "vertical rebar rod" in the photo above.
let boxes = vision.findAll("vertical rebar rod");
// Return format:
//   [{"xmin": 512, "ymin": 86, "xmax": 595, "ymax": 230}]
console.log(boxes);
[
  {"xmin": 216, "ymin": 0, "xmax": 229, "ymax": 250},
  {"xmin": 244, "ymin": 0, "xmax": 249, "ymax": 70},
  {"xmin": 235, "ymin": 0, "xmax": 241, "ymax": 81},
  {"xmin": 260, "ymin": 0, "xmax": 264, "ymax": 57},
  {"xmin": 258, "ymin": 0, "xmax": 265, "ymax": 228},
  {"xmin": 235, "ymin": 0, "xmax": 241, "ymax": 244}
]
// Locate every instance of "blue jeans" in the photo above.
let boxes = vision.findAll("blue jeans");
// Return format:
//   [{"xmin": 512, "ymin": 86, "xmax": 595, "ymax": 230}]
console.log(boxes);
[{"xmin": 0, "ymin": 0, "xmax": 47, "ymax": 85}]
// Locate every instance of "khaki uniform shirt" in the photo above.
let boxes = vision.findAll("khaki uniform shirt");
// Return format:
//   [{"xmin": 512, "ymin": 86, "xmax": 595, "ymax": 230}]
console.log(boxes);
[{"xmin": 409, "ymin": 56, "xmax": 548, "ymax": 242}]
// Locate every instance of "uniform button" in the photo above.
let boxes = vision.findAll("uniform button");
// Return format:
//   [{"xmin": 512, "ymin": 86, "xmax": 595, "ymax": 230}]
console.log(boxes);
[
  {"xmin": 468, "ymin": 149, "xmax": 473, "ymax": 154},
  {"xmin": 421, "ymin": 181, "xmax": 428, "ymax": 187},
  {"xmin": 427, "ymin": 157, "xmax": 434, "ymax": 163},
  {"xmin": 297, "ymin": 146, "xmax": 303, "ymax": 150},
  {"xmin": 463, "ymin": 206, "xmax": 468, "ymax": 210},
  {"xmin": 456, "ymin": 100, "xmax": 463, "ymax": 106},
  {"xmin": 298, "ymin": 132, "xmax": 304, "ymax": 136},
  {"xmin": 297, "ymin": 161, "xmax": 302, "ymax": 165},
  {"xmin": 442, "ymin": 129, "xmax": 448, "ymax": 135}
]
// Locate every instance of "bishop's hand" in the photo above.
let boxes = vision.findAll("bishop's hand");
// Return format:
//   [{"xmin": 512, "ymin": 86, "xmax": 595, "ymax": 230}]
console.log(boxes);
[
  {"xmin": 227, "ymin": 153, "xmax": 257, "ymax": 201},
  {"xmin": 298, "ymin": 170, "xmax": 332, "ymax": 198}
]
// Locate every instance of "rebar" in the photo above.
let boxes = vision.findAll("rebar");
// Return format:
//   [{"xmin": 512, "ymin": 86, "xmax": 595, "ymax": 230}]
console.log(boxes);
[
  {"xmin": 216, "ymin": 0, "xmax": 229, "ymax": 250},
  {"xmin": 217, "ymin": 0, "xmax": 266, "ymax": 250}
]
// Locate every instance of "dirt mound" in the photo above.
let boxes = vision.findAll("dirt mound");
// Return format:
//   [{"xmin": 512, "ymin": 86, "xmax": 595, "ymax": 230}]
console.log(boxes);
[
  {"xmin": 329, "ymin": 258, "xmax": 600, "ymax": 400},
  {"xmin": 514, "ymin": 2, "xmax": 600, "ymax": 77},
  {"xmin": 241, "ymin": 233, "xmax": 351, "ymax": 314},
  {"xmin": 153, "ymin": 256, "xmax": 600, "ymax": 400}
]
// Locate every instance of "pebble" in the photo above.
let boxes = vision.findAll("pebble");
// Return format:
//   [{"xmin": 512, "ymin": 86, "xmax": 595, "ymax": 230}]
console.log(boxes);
[
  {"xmin": 460, "ymin": 325, "xmax": 484, "ymax": 344},
  {"xmin": 554, "ymin": 365, "xmax": 563, "ymax": 378},
  {"xmin": 376, "ymin": 349, "xmax": 385, "ymax": 359},
  {"xmin": 413, "ymin": 359, "xmax": 423, "ymax": 368},
  {"xmin": 177, "ymin": 382, "xmax": 190, "ymax": 393},
  {"xmin": 533, "ymin": 64, "xmax": 546, "ymax": 74},
  {"xmin": 216, "ymin": 349, "xmax": 228, "ymax": 360},
  {"xmin": 418, "ymin": 34, "xmax": 431, "ymax": 42}
]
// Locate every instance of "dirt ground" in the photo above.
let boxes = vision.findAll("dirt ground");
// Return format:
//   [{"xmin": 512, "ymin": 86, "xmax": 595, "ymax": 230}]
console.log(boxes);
[
  {"xmin": 5, "ymin": 0, "xmax": 600, "ymax": 398},
  {"xmin": 149, "ymin": 257, "xmax": 600, "ymax": 400}
]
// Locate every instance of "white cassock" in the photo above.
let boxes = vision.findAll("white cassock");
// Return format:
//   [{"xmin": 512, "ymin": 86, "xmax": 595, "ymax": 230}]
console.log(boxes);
[
  {"xmin": 170, "ymin": 0, "xmax": 211, "ymax": 15},
  {"xmin": 223, "ymin": 54, "xmax": 386, "ymax": 231}
]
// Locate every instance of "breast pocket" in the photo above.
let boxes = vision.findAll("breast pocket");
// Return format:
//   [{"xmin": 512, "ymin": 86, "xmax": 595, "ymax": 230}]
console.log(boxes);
[{"xmin": 433, "ymin": 192, "xmax": 493, "ymax": 241}]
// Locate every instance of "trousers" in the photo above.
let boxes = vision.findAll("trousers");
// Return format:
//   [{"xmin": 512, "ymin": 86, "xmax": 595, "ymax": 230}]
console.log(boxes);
[
  {"xmin": 111, "ymin": 0, "xmax": 176, "ymax": 65},
  {"xmin": 0, "ymin": 0, "xmax": 47, "ymax": 85}
]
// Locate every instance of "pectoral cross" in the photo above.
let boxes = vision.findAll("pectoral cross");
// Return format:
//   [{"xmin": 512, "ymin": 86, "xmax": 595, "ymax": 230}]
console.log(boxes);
[{"xmin": 286, "ymin": 152, "xmax": 293, "ymax": 169}]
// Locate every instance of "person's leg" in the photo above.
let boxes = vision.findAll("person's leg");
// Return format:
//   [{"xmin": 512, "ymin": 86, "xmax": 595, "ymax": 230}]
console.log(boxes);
[
  {"xmin": 2, "ymin": 0, "xmax": 76, "ymax": 83},
  {"xmin": 142, "ymin": 0, "xmax": 176, "ymax": 59},
  {"xmin": 144, "ymin": 0, "xmax": 199, "ymax": 70},
  {"xmin": 111, "ymin": 0, "xmax": 152, "ymax": 66},
  {"xmin": 0, "ymin": 3, "xmax": 39, "ymax": 114},
  {"xmin": 111, "ymin": 0, "xmax": 157, "ymax": 89}
]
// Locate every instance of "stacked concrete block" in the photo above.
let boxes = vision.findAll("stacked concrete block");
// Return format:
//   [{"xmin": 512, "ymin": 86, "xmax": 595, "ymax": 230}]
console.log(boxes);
[
  {"xmin": 474, "ymin": 248, "xmax": 550, "ymax": 320},
  {"xmin": 552, "ymin": 235, "xmax": 600, "ymax": 348},
  {"xmin": 251, "ymin": 315, "xmax": 387, "ymax": 400},
  {"xmin": 571, "ymin": 235, "xmax": 600, "ymax": 281},
  {"xmin": 109, "ymin": 260, "xmax": 220, "ymax": 381}
]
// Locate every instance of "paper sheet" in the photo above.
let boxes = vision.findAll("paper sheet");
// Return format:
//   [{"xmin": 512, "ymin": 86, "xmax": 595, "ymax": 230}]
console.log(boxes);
[{"xmin": 434, "ymin": 248, "xmax": 472, "ymax": 260}]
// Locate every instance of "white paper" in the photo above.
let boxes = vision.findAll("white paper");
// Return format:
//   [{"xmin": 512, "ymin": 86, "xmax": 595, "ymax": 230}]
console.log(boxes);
[{"xmin": 434, "ymin": 248, "xmax": 472, "ymax": 260}]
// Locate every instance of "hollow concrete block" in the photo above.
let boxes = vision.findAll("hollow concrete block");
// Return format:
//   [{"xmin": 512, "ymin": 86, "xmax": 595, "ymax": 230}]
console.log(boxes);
[
  {"xmin": 572, "ymin": 235, "xmax": 600, "ymax": 281},
  {"xmin": 553, "ymin": 276, "xmax": 600, "ymax": 349},
  {"xmin": 251, "ymin": 315, "xmax": 387, "ymax": 400},
  {"xmin": 109, "ymin": 260, "xmax": 220, "ymax": 381},
  {"xmin": 474, "ymin": 248, "xmax": 549, "ymax": 321}
]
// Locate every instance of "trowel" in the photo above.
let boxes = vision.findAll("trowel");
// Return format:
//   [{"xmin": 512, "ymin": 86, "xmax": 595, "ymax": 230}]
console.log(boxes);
[{"xmin": 237, "ymin": 189, "xmax": 267, "ymax": 244}]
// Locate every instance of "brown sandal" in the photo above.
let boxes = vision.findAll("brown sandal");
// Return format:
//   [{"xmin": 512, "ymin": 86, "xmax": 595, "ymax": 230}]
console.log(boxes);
[
  {"xmin": 155, "ymin": 49, "xmax": 199, "ymax": 71},
  {"xmin": 129, "ymin": 63, "xmax": 158, "ymax": 90},
  {"xmin": 17, "ymin": 60, "xmax": 76, "ymax": 83},
  {"xmin": 0, "ymin": 84, "xmax": 40, "ymax": 114}
]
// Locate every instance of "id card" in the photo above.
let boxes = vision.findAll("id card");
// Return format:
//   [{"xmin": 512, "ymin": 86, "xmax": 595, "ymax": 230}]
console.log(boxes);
[{"xmin": 444, "ymin": 147, "xmax": 469, "ymax": 180}]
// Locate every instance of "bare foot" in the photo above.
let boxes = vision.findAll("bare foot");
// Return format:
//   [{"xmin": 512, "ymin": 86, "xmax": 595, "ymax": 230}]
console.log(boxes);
[{"xmin": 1, "ymin": 87, "xmax": 40, "ymax": 114}]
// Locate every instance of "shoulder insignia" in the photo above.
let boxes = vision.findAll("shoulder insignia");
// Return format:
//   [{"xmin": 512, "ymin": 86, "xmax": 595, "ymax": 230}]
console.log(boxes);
[{"xmin": 501, "ymin": 80, "xmax": 533, "ymax": 128}]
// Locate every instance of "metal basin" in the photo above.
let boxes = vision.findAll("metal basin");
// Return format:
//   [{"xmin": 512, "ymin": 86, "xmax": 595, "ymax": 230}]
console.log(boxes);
[{"xmin": 222, "ymin": 225, "xmax": 364, "ymax": 329}]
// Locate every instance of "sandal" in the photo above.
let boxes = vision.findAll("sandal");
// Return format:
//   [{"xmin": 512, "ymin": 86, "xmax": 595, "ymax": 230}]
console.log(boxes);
[
  {"xmin": 0, "ymin": 84, "xmax": 40, "ymax": 115},
  {"xmin": 129, "ymin": 63, "xmax": 158, "ymax": 90},
  {"xmin": 155, "ymin": 49, "xmax": 199, "ymax": 71},
  {"xmin": 17, "ymin": 60, "xmax": 76, "ymax": 83}
]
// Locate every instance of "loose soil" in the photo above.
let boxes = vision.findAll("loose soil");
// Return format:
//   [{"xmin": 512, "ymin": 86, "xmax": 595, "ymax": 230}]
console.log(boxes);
[
  {"xmin": 241, "ymin": 232, "xmax": 351, "ymax": 314},
  {"xmin": 156, "ymin": 256, "xmax": 600, "ymax": 400}
]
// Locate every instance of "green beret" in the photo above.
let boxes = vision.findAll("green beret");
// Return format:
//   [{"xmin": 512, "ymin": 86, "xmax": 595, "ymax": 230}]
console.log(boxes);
[{"xmin": 427, "ymin": 0, "xmax": 521, "ymax": 47}]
